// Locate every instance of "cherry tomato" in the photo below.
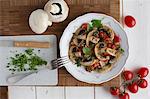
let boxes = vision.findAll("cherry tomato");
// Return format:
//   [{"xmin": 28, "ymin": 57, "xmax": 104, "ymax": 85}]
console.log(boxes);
[
  {"xmin": 138, "ymin": 79, "xmax": 148, "ymax": 88},
  {"xmin": 110, "ymin": 87, "xmax": 120, "ymax": 96},
  {"xmin": 124, "ymin": 15, "xmax": 136, "ymax": 28},
  {"xmin": 111, "ymin": 44, "xmax": 116, "ymax": 49},
  {"xmin": 105, "ymin": 37, "xmax": 111, "ymax": 43},
  {"xmin": 107, "ymin": 43, "xmax": 112, "ymax": 48},
  {"xmin": 102, "ymin": 52, "xmax": 110, "ymax": 56},
  {"xmin": 101, "ymin": 59, "xmax": 108, "ymax": 62},
  {"xmin": 99, "ymin": 31, "xmax": 105, "ymax": 37},
  {"xmin": 107, "ymin": 43, "xmax": 116, "ymax": 49},
  {"xmin": 114, "ymin": 35, "xmax": 120, "ymax": 42},
  {"xmin": 93, "ymin": 63, "xmax": 99, "ymax": 68},
  {"xmin": 119, "ymin": 92, "xmax": 130, "ymax": 99},
  {"xmin": 81, "ymin": 23, "xmax": 88, "ymax": 30},
  {"xmin": 137, "ymin": 67, "xmax": 149, "ymax": 78},
  {"xmin": 128, "ymin": 82, "xmax": 138, "ymax": 93},
  {"xmin": 123, "ymin": 70, "xmax": 134, "ymax": 81}
]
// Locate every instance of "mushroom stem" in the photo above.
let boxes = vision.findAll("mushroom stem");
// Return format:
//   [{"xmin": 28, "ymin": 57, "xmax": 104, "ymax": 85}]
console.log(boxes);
[
  {"xmin": 47, "ymin": 21, "xmax": 52, "ymax": 26},
  {"xmin": 50, "ymin": 3, "xmax": 62, "ymax": 15}
]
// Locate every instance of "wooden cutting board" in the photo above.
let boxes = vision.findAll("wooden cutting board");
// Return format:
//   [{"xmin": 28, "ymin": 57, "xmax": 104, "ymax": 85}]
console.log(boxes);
[{"xmin": 0, "ymin": 0, "xmax": 122, "ymax": 95}]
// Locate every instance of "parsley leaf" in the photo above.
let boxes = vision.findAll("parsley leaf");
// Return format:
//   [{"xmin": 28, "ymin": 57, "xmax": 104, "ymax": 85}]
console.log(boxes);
[
  {"xmin": 82, "ymin": 47, "xmax": 91, "ymax": 55},
  {"xmin": 87, "ymin": 23, "xmax": 93, "ymax": 31},
  {"xmin": 91, "ymin": 19, "xmax": 102, "ymax": 28},
  {"xmin": 120, "ymin": 48, "xmax": 125, "ymax": 53},
  {"xmin": 75, "ymin": 59, "xmax": 81, "ymax": 67}
]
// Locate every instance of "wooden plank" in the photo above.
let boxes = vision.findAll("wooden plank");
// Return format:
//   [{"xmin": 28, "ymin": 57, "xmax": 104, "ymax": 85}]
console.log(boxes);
[
  {"xmin": 0, "ymin": 1, "xmax": 121, "ymax": 98},
  {"xmin": 0, "ymin": 87, "xmax": 8, "ymax": 99},
  {"xmin": 58, "ymin": 68, "xmax": 121, "ymax": 86}
]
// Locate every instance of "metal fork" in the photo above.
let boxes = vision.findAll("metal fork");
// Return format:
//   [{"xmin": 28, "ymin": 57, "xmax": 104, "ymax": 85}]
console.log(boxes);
[
  {"xmin": 51, "ymin": 56, "xmax": 70, "ymax": 70},
  {"xmin": 7, "ymin": 56, "xmax": 70, "ymax": 84}
]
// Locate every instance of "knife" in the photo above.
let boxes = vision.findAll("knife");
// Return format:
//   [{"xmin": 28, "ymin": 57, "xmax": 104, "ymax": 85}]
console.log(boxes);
[{"xmin": 0, "ymin": 40, "xmax": 51, "ymax": 48}]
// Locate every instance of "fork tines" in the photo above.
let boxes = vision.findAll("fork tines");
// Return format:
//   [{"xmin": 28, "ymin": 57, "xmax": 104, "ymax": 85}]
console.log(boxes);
[{"xmin": 51, "ymin": 56, "xmax": 70, "ymax": 70}]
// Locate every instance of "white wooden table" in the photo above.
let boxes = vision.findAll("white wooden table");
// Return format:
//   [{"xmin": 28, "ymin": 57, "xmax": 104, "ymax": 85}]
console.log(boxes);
[{"xmin": 8, "ymin": 0, "xmax": 150, "ymax": 99}]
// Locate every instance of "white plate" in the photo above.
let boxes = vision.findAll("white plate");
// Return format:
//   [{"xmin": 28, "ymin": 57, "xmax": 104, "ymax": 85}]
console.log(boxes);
[
  {"xmin": 0, "ymin": 35, "xmax": 58, "ymax": 85},
  {"xmin": 59, "ymin": 13, "xmax": 129, "ymax": 84}
]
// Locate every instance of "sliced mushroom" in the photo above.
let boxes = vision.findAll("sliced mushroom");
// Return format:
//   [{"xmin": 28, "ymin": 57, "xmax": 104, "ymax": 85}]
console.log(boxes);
[
  {"xmin": 94, "ymin": 43, "xmax": 107, "ymax": 61},
  {"xmin": 78, "ymin": 40, "xmax": 85, "ymax": 47},
  {"xmin": 86, "ymin": 28, "xmax": 97, "ymax": 46},
  {"xmin": 106, "ymin": 48, "xmax": 116, "ymax": 56},
  {"xmin": 99, "ymin": 42, "xmax": 106, "ymax": 48},
  {"xmin": 106, "ymin": 56, "xmax": 110, "ymax": 60},
  {"xmin": 99, "ymin": 60, "xmax": 108, "ymax": 67},
  {"xmin": 89, "ymin": 36, "xmax": 100, "ymax": 44},
  {"xmin": 97, "ymin": 64, "xmax": 112, "ymax": 73},
  {"xmin": 69, "ymin": 46, "xmax": 77, "ymax": 63},
  {"xmin": 100, "ymin": 48, "xmax": 107, "ymax": 53},
  {"xmin": 91, "ymin": 59, "xmax": 101, "ymax": 68},
  {"xmin": 103, "ymin": 25, "xmax": 115, "ymax": 40},
  {"xmin": 109, "ymin": 58, "xmax": 116, "ymax": 64},
  {"xmin": 110, "ymin": 31, "xmax": 115, "ymax": 41},
  {"xmin": 77, "ymin": 34, "xmax": 87, "ymax": 40},
  {"xmin": 80, "ymin": 60, "xmax": 94, "ymax": 66},
  {"xmin": 74, "ymin": 28, "xmax": 83, "ymax": 35},
  {"xmin": 115, "ymin": 51, "xmax": 122, "ymax": 60},
  {"xmin": 72, "ymin": 38, "xmax": 78, "ymax": 46},
  {"xmin": 74, "ymin": 52, "xmax": 82, "ymax": 57}
]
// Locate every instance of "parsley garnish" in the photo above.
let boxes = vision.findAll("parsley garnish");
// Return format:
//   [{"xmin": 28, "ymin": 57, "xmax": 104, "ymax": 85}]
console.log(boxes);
[
  {"xmin": 7, "ymin": 49, "xmax": 47, "ymax": 74},
  {"xmin": 120, "ymin": 48, "xmax": 125, "ymax": 53},
  {"xmin": 82, "ymin": 47, "xmax": 91, "ymax": 55},
  {"xmin": 75, "ymin": 59, "xmax": 81, "ymax": 67},
  {"xmin": 91, "ymin": 19, "xmax": 102, "ymax": 28}
]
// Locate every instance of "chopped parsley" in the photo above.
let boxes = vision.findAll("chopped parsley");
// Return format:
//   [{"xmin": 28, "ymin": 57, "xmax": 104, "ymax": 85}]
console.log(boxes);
[
  {"xmin": 7, "ymin": 49, "xmax": 47, "ymax": 74},
  {"xmin": 120, "ymin": 48, "xmax": 125, "ymax": 53},
  {"xmin": 75, "ymin": 59, "xmax": 81, "ymax": 67}
]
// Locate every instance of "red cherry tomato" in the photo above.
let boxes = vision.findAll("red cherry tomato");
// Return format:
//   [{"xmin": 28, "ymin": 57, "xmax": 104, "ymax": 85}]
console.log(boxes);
[
  {"xmin": 124, "ymin": 15, "xmax": 136, "ymax": 28},
  {"xmin": 114, "ymin": 35, "xmax": 120, "ymax": 42},
  {"xmin": 138, "ymin": 79, "xmax": 148, "ymax": 88},
  {"xmin": 123, "ymin": 70, "xmax": 134, "ymax": 81},
  {"xmin": 107, "ymin": 43, "xmax": 116, "ymax": 49},
  {"xmin": 81, "ymin": 23, "xmax": 88, "ymax": 30},
  {"xmin": 99, "ymin": 31, "xmax": 105, "ymax": 37},
  {"xmin": 92, "ymin": 62, "xmax": 100, "ymax": 68},
  {"xmin": 119, "ymin": 93, "xmax": 130, "ymax": 99},
  {"xmin": 137, "ymin": 67, "xmax": 149, "ymax": 78},
  {"xmin": 111, "ymin": 44, "xmax": 116, "ymax": 49},
  {"xmin": 107, "ymin": 43, "xmax": 112, "ymax": 48},
  {"xmin": 102, "ymin": 52, "xmax": 110, "ymax": 56},
  {"xmin": 128, "ymin": 82, "xmax": 138, "ymax": 93},
  {"xmin": 110, "ymin": 87, "xmax": 120, "ymax": 96},
  {"xmin": 105, "ymin": 37, "xmax": 109, "ymax": 40},
  {"xmin": 105, "ymin": 37, "xmax": 112, "ymax": 44}
]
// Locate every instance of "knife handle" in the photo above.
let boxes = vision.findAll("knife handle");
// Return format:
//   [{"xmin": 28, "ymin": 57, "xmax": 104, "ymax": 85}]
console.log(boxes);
[{"xmin": 14, "ymin": 41, "xmax": 50, "ymax": 48}]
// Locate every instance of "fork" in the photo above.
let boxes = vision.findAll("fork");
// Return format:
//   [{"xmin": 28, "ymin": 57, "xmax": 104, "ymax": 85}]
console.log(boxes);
[
  {"xmin": 7, "ymin": 56, "xmax": 70, "ymax": 84},
  {"xmin": 51, "ymin": 56, "xmax": 70, "ymax": 70}
]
